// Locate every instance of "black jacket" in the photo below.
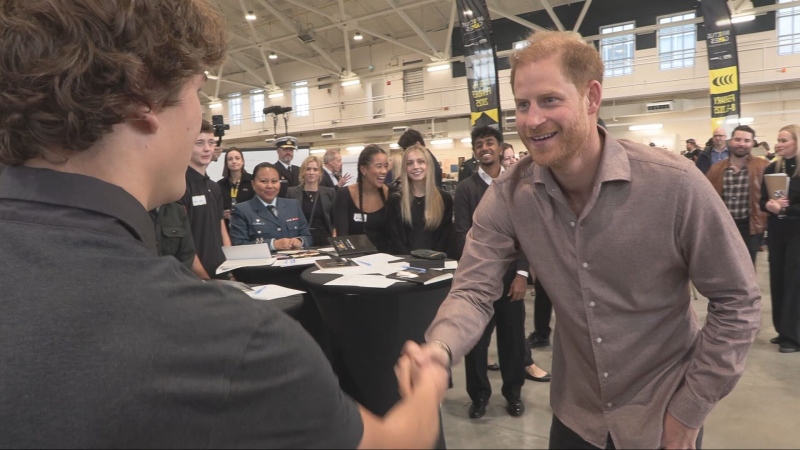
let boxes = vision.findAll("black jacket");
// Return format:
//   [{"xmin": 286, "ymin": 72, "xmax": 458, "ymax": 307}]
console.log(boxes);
[
  {"xmin": 286, "ymin": 185, "xmax": 336, "ymax": 235},
  {"xmin": 217, "ymin": 173, "xmax": 255, "ymax": 211},
  {"xmin": 274, "ymin": 161, "xmax": 300, "ymax": 198}
]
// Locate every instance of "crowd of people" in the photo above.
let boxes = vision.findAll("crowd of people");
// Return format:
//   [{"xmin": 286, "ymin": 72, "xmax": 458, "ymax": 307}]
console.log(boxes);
[{"xmin": 0, "ymin": 0, "xmax": 796, "ymax": 448}]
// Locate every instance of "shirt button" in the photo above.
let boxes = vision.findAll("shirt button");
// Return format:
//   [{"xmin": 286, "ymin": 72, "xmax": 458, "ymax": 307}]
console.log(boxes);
[
  {"xmin": 603, "ymin": 372, "xmax": 609, "ymax": 378},
  {"xmin": 607, "ymin": 402, "xmax": 613, "ymax": 408},
  {"xmin": 582, "ymin": 262, "xmax": 589, "ymax": 268},
  {"xmin": 596, "ymin": 337, "xmax": 602, "ymax": 343},
  {"xmin": 277, "ymin": 227, "xmax": 281, "ymax": 231},
  {"xmin": 570, "ymin": 221, "xmax": 576, "ymax": 227},
  {"xmin": 589, "ymin": 301, "xmax": 596, "ymax": 307}
]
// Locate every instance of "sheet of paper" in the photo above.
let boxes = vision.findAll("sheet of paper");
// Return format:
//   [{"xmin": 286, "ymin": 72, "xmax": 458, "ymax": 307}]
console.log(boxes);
[
  {"xmin": 324, "ymin": 274, "xmax": 398, "ymax": 288},
  {"xmin": 222, "ymin": 243, "xmax": 272, "ymax": 260},
  {"xmin": 315, "ymin": 265, "xmax": 377, "ymax": 276},
  {"xmin": 316, "ymin": 247, "xmax": 335, "ymax": 253},
  {"xmin": 246, "ymin": 284, "xmax": 306, "ymax": 301},
  {"xmin": 351, "ymin": 253, "xmax": 403, "ymax": 267},
  {"xmin": 216, "ymin": 257, "xmax": 276, "ymax": 274},
  {"xmin": 272, "ymin": 255, "xmax": 329, "ymax": 267}
]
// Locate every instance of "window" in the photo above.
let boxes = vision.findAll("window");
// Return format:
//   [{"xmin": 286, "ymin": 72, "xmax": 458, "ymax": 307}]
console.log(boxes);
[
  {"xmin": 292, "ymin": 81, "xmax": 309, "ymax": 117},
  {"xmin": 403, "ymin": 67, "xmax": 424, "ymax": 102},
  {"xmin": 600, "ymin": 22, "xmax": 635, "ymax": 77},
  {"xmin": 227, "ymin": 94, "xmax": 242, "ymax": 126},
  {"xmin": 778, "ymin": 0, "xmax": 800, "ymax": 55},
  {"xmin": 250, "ymin": 91, "xmax": 264, "ymax": 123},
  {"xmin": 658, "ymin": 12, "xmax": 695, "ymax": 70}
]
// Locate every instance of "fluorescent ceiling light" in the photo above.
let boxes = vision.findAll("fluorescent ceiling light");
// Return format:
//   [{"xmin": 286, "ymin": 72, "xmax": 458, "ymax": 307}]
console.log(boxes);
[
  {"xmin": 731, "ymin": 14, "xmax": 755, "ymax": 24},
  {"xmin": 427, "ymin": 63, "xmax": 451, "ymax": 72},
  {"xmin": 430, "ymin": 138, "xmax": 453, "ymax": 145},
  {"xmin": 208, "ymin": 102, "xmax": 222, "ymax": 109},
  {"xmin": 245, "ymin": 11, "xmax": 256, "ymax": 21},
  {"xmin": 346, "ymin": 145, "xmax": 365, "ymax": 152},
  {"xmin": 268, "ymin": 52, "xmax": 277, "ymax": 60},
  {"xmin": 268, "ymin": 91, "xmax": 284, "ymax": 99},
  {"xmin": 310, "ymin": 149, "xmax": 326, "ymax": 154},
  {"xmin": 461, "ymin": 137, "xmax": 472, "ymax": 144},
  {"xmin": 389, "ymin": 143, "xmax": 400, "ymax": 149},
  {"xmin": 628, "ymin": 124, "xmax": 663, "ymax": 131},
  {"xmin": 353, "ymin": 32, "xmax": 363, "ymax": 41},
  {"xmin": 726, "ymin": 117, "xmax": 754, "ymax": 124},
  {"xmin": 341, "ymin": 79, "xmax": 361, "ymax": 87}
]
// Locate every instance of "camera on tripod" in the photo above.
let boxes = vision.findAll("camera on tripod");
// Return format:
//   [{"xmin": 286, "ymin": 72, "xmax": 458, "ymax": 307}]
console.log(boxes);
[{"xmin": 211, "ymin": 114, "xmax": 230, "ymax": 138}]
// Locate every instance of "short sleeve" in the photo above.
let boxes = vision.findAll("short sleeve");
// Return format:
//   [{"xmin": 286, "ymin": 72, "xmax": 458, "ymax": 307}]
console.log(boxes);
[{"xmin": 210, "ymin": 307, "xmax": 363, "ymax": 448}]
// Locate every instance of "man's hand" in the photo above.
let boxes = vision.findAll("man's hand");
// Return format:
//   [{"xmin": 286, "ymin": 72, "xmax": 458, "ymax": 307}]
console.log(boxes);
[
  {"xmin": 508, "ymin": 274, "xmax": 528, "ymax": 301},
  {"xmin": 396, "ymin": 342, "xmax": 449, "ymax": 402},
  {"xmin": 290, "ymin": 238, "xmax": 304, "ymax": 249},
  {"xmin": 401, "ymin": 341, "xmax": 449, "ymax": 371},
  {"xmin": 337, "ymin": 173, "xmax": 352, "ymax": 187},
  {"xmin": 661, "ymin": 411, "xmax": 700, "ymax": 450}
]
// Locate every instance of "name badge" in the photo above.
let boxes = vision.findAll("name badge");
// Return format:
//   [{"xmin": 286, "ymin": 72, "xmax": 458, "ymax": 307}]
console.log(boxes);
[
  {"xmin": 192, "ymin": 195, "xmax": 207, "ymax": 206},
  {"xmin": 353, "ymin": 213, "xmax": 367, "ymax": 223}
]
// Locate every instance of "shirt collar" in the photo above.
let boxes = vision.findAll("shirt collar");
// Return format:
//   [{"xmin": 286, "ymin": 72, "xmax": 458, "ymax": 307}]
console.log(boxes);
[
  {"xmin": 532, "ymin": 126, "xmax": 631, "ymax": 186},
  {"xmin": 257, "ymin": 196, "xmax": 278, "ymax": 208},
  {"xmin": 323, "ymin": 166, "xmax": 338, "ymax": 180},
  {"xmin": 0, "ymin": 166, "xmax": 157, "ymax": 251},
  {"xmin": 477, "ymin": 164, "xmax": 504, "ymax": 185},
  {"xmin": 279, "ymin": 161, "xmax": 291, "ymax": 170}
]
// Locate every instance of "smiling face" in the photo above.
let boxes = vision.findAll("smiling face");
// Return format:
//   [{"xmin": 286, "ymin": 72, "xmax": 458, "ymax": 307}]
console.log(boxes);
[
  {"xmin": 776, "ymin": 129, "xmax": 798, "ymax": 158},
  {"xmin": 304, "ymin": 160, "xmax": 320, "ymax": 184},
  {"xmin": 190, "ymin": 131, "xmax": 216, "ymax": 170},
  {"xmin": 730, "ymin": 130, "xmax": 754, "ymax": 158},
  {"xmin": 405, "ymin": 149, "xmax": 427, "ymax": 182},
  {"xmin": 514, "ymin": 55, "xmax": 597, "ymax": 170},
  {"xmin": 360, "ymin": 152, "xmax": 389, "ymax": 188},
  {"xmin": 226, "ymin": 150, "xmax": 243, "ymax": 172},
  {"xmin": 502, "ymin": 147, "xmax": 517, "ymax": 168},
  {"xmin": 252, "ymin": 165, "xmax": 281, "ymax": 203},
  {"xmin": 472, "ymin": 134, "xmax": 501, "ymax": 168}
]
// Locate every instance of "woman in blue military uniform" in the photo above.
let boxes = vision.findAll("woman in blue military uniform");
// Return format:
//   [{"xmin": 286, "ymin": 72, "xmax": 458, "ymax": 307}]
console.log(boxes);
[{"xmin": 230, "ymin": 162, "xmax": 312, "ymax": 250}]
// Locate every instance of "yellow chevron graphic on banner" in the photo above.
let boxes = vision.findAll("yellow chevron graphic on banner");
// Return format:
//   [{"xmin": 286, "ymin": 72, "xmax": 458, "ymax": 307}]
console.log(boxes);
[
  {"xmin": 709, "ymin": 66, "xmax": 738, "ymax": 94},
  {"xmin": 470, "ymin": 110, "xmax": 500, "ymax": 126}
]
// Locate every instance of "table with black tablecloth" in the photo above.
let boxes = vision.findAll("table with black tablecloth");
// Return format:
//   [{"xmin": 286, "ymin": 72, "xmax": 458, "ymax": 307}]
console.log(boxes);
[{"xmin": 300, "ymin": 258, "xmax": 453, "ymax": 448}]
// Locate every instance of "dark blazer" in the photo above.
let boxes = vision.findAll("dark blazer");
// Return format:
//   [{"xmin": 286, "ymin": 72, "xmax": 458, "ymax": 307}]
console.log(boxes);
[
  {"xmin": 274, "ymin": 161, "xmax": 300, "ymax": 198},
  {"xmin": 229, "ymin": 196, "xmax": 312, "ymax": 247},
  {"xmin": 217, "ymin": 173, "xmax": 255, "ymax": 211},
  {"xmin": 458, "ymin": 157, "xmax": 478, "ymax": 182},
  {"xmin": 286, "ymin": 185, "xmax": 336, "ymax": 235},
  {"xmin": 320, "ymin": 169, "xmax": 338, "ymax": 189}
]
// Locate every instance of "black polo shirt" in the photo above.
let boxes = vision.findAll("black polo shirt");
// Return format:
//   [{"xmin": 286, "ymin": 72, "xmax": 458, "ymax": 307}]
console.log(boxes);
[
  {"xmin": 0, "ymin": 166, "xmax": 363, "ymax": 448},
  {"xmin": 179, "ymin": 167, "xmax": 226, "ymax": 277}
]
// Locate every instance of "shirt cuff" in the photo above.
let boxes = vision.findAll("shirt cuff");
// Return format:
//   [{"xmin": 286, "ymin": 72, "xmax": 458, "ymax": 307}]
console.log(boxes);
[
  {"xmin": 516, "ymin": 270, "xmax": 529, "ymax": 278},
  {"xmin": 269, "ymin": 239, "xmax": 276, "ymax": 251},
  {"xmin": 666, "ymin": 383, "xmax": 715, "ymax": 429}
]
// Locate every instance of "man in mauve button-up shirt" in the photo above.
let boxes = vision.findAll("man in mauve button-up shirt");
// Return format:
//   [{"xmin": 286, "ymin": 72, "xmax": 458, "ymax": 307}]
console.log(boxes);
[{"xmin": 405, "ymin": 30, "xmax": 761, "ymax": 449}]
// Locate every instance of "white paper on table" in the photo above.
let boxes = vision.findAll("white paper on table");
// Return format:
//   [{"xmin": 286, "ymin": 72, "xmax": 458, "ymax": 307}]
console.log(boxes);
[
  {"xmin": 374, "ymin": 262, "xmax": 412, "ymax": 276},
  {"xmin": 216, "ymin": 258, "xmax": 276, "ymax": 274},
  {"xmin": 324, "ymin": 274, "xmax": 398, "ymax": 288},
  {"xmin": 316, "ymin": 265, "xmax": 377, "ymax": 276},
  {"xmin": 317, "ymin": 247, "xmax": 335, "ymax": 253},
  {"xmin": 246, "ymin": 284, "xmax": 306, "ymax": 301},
  {"xmin": 272, "ymin": 255, "xmax": 329, "ymax": 267},
  {"xmin": 351, "ymin": 253, "xmax": 403, "ymax": 267},
  {"xmin": 432, "ymin": 260, "xmax": 458, "ymax": 271},
  {"xmin": 217, "ymin": 244, "xmax": 275, "ymax": 274}
]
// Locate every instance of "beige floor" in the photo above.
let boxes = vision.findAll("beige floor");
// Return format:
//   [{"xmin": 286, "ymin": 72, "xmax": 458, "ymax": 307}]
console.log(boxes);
[{"xmin": 441, "ymin": 252, "xmax": 800, "ymax": 449}]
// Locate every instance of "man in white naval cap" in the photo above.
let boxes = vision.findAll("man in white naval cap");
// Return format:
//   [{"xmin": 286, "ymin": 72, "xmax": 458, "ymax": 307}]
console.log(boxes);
[{"xmin": 273, "ymin": 135, "xmax": 301, "ymax": 198}]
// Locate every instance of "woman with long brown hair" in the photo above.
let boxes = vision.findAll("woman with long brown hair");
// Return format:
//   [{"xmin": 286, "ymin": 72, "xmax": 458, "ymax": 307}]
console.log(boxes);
[
  {"xmin": 217, "ymin": 147, "xmax": 254, "ymax": 224},
  {"xmin": 333, "ymin": 145, "xmax": 391, "ymax": 252},
  {"xmin": 760, "ymin": 124, "xmax": 800, "ymax": 353}
]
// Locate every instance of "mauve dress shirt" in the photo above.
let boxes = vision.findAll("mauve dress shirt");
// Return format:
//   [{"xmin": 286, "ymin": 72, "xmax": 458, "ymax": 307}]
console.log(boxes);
[{"xmin": 426, "ymin": 129, "xmax": 761, "ymax": 449}]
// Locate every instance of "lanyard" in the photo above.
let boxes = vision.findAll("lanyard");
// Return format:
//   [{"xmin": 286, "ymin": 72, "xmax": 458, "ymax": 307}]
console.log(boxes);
[{"xmin": 230, "ymin": 181, "xmax": 239, "ymax": 201}]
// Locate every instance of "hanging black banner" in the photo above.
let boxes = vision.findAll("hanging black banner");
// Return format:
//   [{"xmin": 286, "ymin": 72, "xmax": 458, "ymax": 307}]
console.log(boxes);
[
  {"xmin": 456, "ymin": 0, "xmax": 501, "ymax": 129},
  {"xmin": 700, "ymin": 0, "xmax": 741, "ymax": 134}
]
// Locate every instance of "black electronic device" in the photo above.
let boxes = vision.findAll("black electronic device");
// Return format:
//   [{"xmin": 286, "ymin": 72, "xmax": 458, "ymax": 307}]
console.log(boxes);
[{"xmin": 211, "ymin": 114, "xmax": 230, "ymax": 146}]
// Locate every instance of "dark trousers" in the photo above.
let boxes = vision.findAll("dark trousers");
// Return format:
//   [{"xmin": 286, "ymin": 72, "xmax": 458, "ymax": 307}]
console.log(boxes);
[
  {"xmin": 549, "ymin": 415, "xmax": 704, "ymax": 449},
  {"xmin": 464, "ymin": 272, "xmax": 527, "ymax": 402},
  {"xmin": 533, "ymin": 278, "xmax": 553, "ymax": 339},
  {"xmin": 768, "ymin": 218, "xmax": 800, "ymax": 345},
  {"xmin": 734, "ymin": 218, "xmax": 761, "ymax": 264}
]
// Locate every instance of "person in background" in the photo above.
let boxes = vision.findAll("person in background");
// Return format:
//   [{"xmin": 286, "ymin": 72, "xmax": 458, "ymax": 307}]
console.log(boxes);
[
  {"xmin": 405, "ymin": 30, "xmax": 759, "ymax": 449},
  {"xmin": 760, "ymin": 141, "xmax": 775, "ymax": 161},
  {"xmin": 333, "ymin": 145, "xmax": 391, "ymax": 253},
  {"xmin": 0, "ymin": 0, "xmax": 448, "ymax": 447},
  {"xmin": 387, "ymin": 149, "xmax": 405, "ymax": 193},
  {"xmin": 684, "ymin": 138, "xmax": 701, "ymax": 161},
  {"xmin": 696, "ymin": 128, "xmax": 729, "ymax": 174},
  {"xmin": 217, "ymin": 147, "xmax": 254, "ymax": 226},
  {"xmin": 273, "ymin": 135, "xmax": 301, "ymax": 198},
  {"xmin": 287, "ymin": 155, "xmax": 336, "ymax": 247},
  {"xmin": 386, "ymin": 144, "xmax": 453, "ymax": 255},
  {"xmin": 320, "ymin": 148, "xmax": 351, "ymax": 188},
  {"xmin": 760, "ymin": 124, "xmax": 800, "ymax": 354},
  {"xmin": 398, "ymin": 129, "xmax": 443, "ymax": 188},
  {"xmin": 179, "ymin": 120, "xmax": 231, "ymax": 280},
  {"xmin": 230, "ymin": 163, "xmax": 311, "ymax": 249},
  {"xmin": 501, "ymin": 143, "xmax": 518, "ymax": 169},
  {"xmin": 150, "ymin": 202, "xmax": 196, "ymax": 272}
]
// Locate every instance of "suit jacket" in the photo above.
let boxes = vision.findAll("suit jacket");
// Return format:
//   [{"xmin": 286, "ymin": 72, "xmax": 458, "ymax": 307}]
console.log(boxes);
[
  {"xmin": 458, "ymin": 157, "xmax": 478, "ymax": 182},
  {"xmin": 286, "ymin": 185, "xmax": 336, "ymax": 235},
  {"xmin": 229, "ymin": 196, "xmax": 312, "ymax": 248},
  {"xmin": 274, "ymin": 161, "xmax": 300, "ymax": 198},
  {"xmin": 320, "ymin": 168, "xmax": 338, "ymax": 189}
]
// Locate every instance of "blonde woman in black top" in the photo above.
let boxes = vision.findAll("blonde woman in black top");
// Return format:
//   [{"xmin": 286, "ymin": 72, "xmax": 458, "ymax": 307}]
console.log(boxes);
[{"xmin": 386, "ymin": 144, "xmax": 452, "ymax": 255}]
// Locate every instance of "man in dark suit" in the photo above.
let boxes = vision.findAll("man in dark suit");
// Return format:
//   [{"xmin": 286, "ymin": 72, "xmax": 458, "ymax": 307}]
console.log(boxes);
[
  {"xmin": 320, "ymin": 148, "xmax": 351, "ymax": 189},
  {"xmin": 273, "ymin": 136, "xmax": 300, "ymax": 198},
  {"xmin": 458, "ymin": 156, "xmax": 478, "ymax": 182}
]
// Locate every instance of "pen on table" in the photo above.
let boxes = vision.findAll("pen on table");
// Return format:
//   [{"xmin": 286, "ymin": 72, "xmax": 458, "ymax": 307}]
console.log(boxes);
[{"xmin": 254, "ymin": 286, "xmax": 268, "ymax": 295}]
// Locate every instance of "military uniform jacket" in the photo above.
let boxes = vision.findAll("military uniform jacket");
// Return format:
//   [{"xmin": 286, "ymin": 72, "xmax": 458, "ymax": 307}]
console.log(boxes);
[
  {"xmin": 274, "ymin": 161, "xmax": 300, "ymax": 198},
  {"xmin": 229, "ymin": 196, "xmax": 312, "ymax": 247}
]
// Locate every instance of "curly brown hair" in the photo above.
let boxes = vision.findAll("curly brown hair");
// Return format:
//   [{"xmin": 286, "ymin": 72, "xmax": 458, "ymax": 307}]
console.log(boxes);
[{"xmin": 0, "ymin": 0, "xmax": 228, "ymax": 165}]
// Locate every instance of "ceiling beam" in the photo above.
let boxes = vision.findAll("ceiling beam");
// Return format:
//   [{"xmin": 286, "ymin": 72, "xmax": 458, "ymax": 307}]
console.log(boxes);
[
  {"xmin": 238, "ymin": 0, "xmax": 276, "ymax": 87},
  {"xmin": 228, "ymin": 54, "xmax": 267, "ymax": 86},
  {"xmin": 539, "ymin": 0, "xmax": 565, "ymax": 31},
  {"xmin": 385, "ymin": 0, "xmax": 440, "ymax": 55},
  {"xmin": 487, "ymin": 6, "xmax": 548, "ymax": 32},
  {"xmin": 573, "ymin": 0, "xmax": 593, "ymax": 32},
  {"xmin": 443, "ymin": 0, "xmax": 457, "ymax": 60},
  {"xmin": 280, "ymin": 0, "xmax": 334, "ymax": 21},
  {"xmin": 339, "ymin": 0, "xmax": 353, "ymax": 75},
  {"xmin": 353, "ymin": 25, "xmax": 438, "ymax": 61}
]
